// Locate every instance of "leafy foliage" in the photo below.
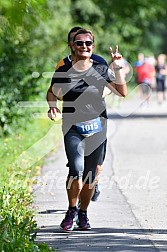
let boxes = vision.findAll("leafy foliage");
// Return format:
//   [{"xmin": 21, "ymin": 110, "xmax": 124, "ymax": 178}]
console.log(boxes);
[
  {"xmin": 0, "ymin": 185, "xmax": 36, "ymax": 251},
  {"xmin": 0, "ymin": 117, "xmax": 58, "ymax": 251},
  {"xmin": 71, "ymin": 0, "xmax": 167, "ymax": 61},
  {"xmin": 0, "ymin": 183, "xmax": 55, "ymax": 251},
  {"xmin": 0, "ymin": 0, "xmax": 167, "ymax": 250},
  {"xmin": 0, "ymin": 1, "xmax": 47, "ymax": 135}
]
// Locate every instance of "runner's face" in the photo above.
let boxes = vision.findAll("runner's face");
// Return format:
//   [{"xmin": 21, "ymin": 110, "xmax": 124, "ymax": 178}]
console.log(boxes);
[{"xmin": 73, "ymin": 33, "xmax": 94, "ymax": 59}]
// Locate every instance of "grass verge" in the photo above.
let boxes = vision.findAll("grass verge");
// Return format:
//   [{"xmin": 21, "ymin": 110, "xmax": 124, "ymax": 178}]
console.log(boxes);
[{"xmin": 0, "ymin": 113, "xmax": 62, "ymax": 251}]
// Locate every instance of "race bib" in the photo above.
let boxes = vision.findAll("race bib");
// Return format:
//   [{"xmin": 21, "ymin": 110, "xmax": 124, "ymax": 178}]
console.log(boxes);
[{"xmin": 76, "ymin": 117, "xmax": 102, "ymax": 137}]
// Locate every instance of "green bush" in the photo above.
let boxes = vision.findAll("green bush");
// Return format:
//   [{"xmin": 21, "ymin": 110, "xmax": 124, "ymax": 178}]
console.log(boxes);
[
  {"xmin": 0, "ymin": 34, "xmax": 42, "ymax": 135},
  {"xmin": 0, "ymin": 184, "xmax": 54, "ymax": 252},
  {"xmin": 0, "ymin": 185, "xmax": 35, "ymax": 251},
  {"xmin": 0, "ymin": 117, "xmax": 60, "ymax": 251}
]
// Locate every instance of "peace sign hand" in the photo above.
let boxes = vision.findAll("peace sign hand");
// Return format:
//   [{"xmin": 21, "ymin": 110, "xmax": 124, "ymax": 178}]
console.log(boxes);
[{"xmin": 109, "ymin": 45, "xmax": 123, "ymax": 69}]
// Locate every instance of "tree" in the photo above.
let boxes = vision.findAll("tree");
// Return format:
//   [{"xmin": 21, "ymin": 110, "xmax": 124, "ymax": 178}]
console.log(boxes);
[
  {"xmin": 71, "ymin": 0, "xmax": 167, "ymax": 61},
  {"xmin": 0, "ymin": 0, "xmax": 72, "ymax": 134}
]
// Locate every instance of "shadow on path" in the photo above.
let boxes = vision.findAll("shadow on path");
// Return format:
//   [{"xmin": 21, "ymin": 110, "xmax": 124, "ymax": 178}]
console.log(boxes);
[{"xmin": 36, "ymin": 225, "xmax": 167, "ymax": 252}]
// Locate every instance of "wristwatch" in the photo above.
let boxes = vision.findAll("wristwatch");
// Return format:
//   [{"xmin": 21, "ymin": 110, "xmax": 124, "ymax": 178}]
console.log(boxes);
[{"xmin": 114, "ymin": 66, "xmax": 123, "ymax": 70}]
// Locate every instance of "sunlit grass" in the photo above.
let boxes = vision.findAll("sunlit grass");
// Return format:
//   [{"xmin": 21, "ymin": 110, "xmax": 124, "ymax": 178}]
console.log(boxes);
[
  {"xmin": 0, "ymin": 114, "xmax": 62, "ymax": 186},
  {"xmin": 0, "ymin": 111, "xmax": 59, "ymax": 251}
]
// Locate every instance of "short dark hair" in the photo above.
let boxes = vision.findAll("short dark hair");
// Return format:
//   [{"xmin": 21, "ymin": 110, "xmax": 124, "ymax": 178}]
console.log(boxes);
[
  {"xmin": 67, "ymin": 26, "xmax": 82, "ymax": 42},
  {"xmin": 73, "ymin": 29, "xmax": 94, "ymax": 42}
]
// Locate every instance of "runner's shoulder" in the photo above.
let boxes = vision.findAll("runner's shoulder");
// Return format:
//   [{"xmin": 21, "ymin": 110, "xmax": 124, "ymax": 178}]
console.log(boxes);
[
  {"xmin": 55, "ymin": 55, "xmax": 71, "ymax": 71},
  {"xmin": 91, "ymin": 54, "xmax": 107, "ymax": 65}
]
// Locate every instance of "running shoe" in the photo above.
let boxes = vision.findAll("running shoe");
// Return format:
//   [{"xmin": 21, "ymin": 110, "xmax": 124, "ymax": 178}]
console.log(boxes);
[
  {"xmin": 60, "ymin": 208, "xmax": 78, "ymax": 231},
  {"xmin": 77, "ymin": 210, "xmax": 91, "ymax": 230},
  {"xmin": 91, "ymin": 184, "xmax": 100, "ymax": 202}
]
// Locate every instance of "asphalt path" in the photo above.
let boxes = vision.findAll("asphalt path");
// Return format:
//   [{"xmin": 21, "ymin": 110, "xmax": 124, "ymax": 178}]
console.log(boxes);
[{"xmin": 34, "ymin": 91, "xmax": 167, "ymax": 251}]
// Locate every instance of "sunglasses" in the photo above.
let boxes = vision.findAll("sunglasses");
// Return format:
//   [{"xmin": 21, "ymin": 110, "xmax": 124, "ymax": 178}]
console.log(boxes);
[{"xmin": 74, "ymin": 40, "xmax": 93, "ymax": 47}]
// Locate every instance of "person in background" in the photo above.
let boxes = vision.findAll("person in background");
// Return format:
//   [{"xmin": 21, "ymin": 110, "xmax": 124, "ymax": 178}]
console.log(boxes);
[
  {"xmin": 55, "ymin": 26, "xmax": 111, "ymax": 202},
  {"xmin": 135, "ymin": 56, "xmax": 155, "ymax": 106},
  {"xmin": 47, "ymin": 28, "xmax": 127, "ymax": 231},
  {"xmin": 134, "ymin": 52, "xmax": 145, "ymax": 67},
  {"xmin": 155, "ymin": 54, "xmax": 167, "ymax": 104}
]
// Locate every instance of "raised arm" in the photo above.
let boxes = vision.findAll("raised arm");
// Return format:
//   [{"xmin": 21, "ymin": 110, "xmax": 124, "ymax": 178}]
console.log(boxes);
[{"xmin": 107, "ymin": 45, "xmax": 127, "ymax": 97}]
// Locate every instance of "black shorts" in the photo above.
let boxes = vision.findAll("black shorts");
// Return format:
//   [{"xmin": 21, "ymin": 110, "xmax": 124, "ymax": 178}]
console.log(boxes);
[
  {"xmin": 63, "ymin": 122, "xmax": 107, "ymax": 184},
  {"xmin": 66, "ymin": 139, "xmax": 107, "ymax": 167},
  {"xmin": 97, "ymin": 139, "xmax": 107, "ymax": 165},
  {"xmin": 156, "ymin": 79, "xmax": 165, "ymax": 92}
]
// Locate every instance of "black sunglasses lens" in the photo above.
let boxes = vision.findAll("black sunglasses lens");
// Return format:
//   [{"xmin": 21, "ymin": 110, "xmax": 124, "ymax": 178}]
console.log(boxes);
[
  {"xmin": 75, "ymin": 41, "xmax": 93, "ymax": 46},
  {"xmin": 76, "ymin": 41, "xmax": 84, "ymax": 46},
  {"xmin": 85, "ymin": 41, "xmax": 93, "ymax": 46}
]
